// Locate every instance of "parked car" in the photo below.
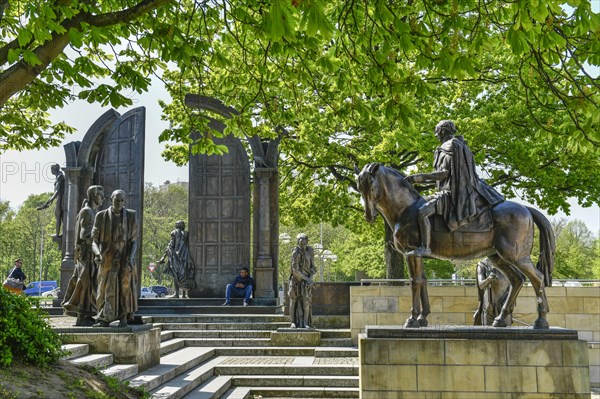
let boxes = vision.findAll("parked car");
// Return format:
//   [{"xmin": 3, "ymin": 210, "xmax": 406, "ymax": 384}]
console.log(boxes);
[
  {"xmin": 563, "ymin": 281, "xmax": 583, "ymax": 287},
  {"xmin": 150, "ymin": 285, "xmax": 169, "ymax": 297},
  {"xmin": 23, "ymin": 281, "xmax": 58, "ymax": 296},
  {"xmin": 42, "ymin": 287, "xmax": 60, "ymax": 297},
  {"xmin": 140, "ymin": 287, "xmax": 158, "ymax": 298}
]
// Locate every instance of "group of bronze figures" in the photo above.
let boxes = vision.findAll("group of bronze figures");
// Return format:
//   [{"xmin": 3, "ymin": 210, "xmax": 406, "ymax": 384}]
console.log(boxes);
[
  {"xmin": 61, "ymin": 187, "xmax": 139, "ymax": 327},
  {"xmin": 58, "ymin": 185, "xmax": 196, "ymax": 327}
]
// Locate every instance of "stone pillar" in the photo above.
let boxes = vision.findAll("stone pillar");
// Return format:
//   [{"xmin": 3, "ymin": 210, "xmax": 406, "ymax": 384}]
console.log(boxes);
[
  {"xmin": 253, "ymin": 167, "xmax": 278, "ymax": 300},
  {"xmin": 59, "ymin": 166, "xmax": 81, "ymax": 300}
]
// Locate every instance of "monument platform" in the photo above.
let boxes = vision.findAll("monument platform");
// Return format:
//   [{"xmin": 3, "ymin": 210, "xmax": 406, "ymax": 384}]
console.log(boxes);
[
  {"xmin": 57, "ymin": 323, "xmax": 160, "ymax": 371},
  {"xmin": 360, "ymin": 325, "xmax": 591, "ymax": 399}
]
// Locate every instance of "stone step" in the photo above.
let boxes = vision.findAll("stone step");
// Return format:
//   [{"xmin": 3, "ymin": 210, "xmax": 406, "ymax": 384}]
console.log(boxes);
[
  {"xmin": 231, "ymin": 375, "xmax": 358, "ymax": 388},
  {"xmin": 149, "ymin": 357, "xmax": 223, "ymax": 399},
  {"xmin": 180, "ymin": 375, "xmax": 233, "ymax": 399},
  {"xmin": 319, "ymin": 329, "xmax": 351, "ymax": 339},
  {"xmin": 157, "ymin": 322, "xmax": 290, "ymax": 331},
  {"xmin": 69, "ymin": 353, "xmax": 114, "ymax": 369},
  {"xmin": 144, "ymin": 315, "xmax": 349, "ymax": 329},
  {"xmin": 314, "ymin": 348, "xmax": 358, "ymax": 358},
  {"xmin": 146, "ymin": 315, "xmax": 289, "ymax": 324},
  {"xmin": 230, "ymin": 387, "xmax": 360, "ymax": 399},
  {"xmin": 161, "ymin": 338, "xmax": 186, "ymax": 356},
  {"xmin": 137, "ymin": 306, "xmax": 280, "ymax": 315},
  {"xmin": 160, "ymin": 328, "xmax": 349, "ymax": 340},
  {"xmin": 320, "ymin": 338, "xmax": 354, "ymax": 347},
  {"xmin": 128, "ymin": 347, "xmax": 215, "ymax": 392},
  {"xmin": 149, "ymin": 355, "xmax": 359, "ymax": 399},
  {"xmin": 221, "ymin": 387, "xmax": 250, "ymax": 399},
  {"xmin": 212, "ymin": 364, "xmax": 358, "ymax": 377},
  {"xmin": 214, "ymin": 347, "xmax": 315, "ymax": 357},
  {"xmin": 161, "ymin": 330, "xmax": 175, "ymax": 341},
  {"xmin": 101, "ymin": 364, "xmax": 139, "ymax": 381},
  {"xmin": 139, "ymin": 298, "xmax": 278, "ymax": 307},
  {"xmin": 172, "ymin": 330, "xmax": 273, "ymax": 339},
  {"xmin": 61, "ymin": 343, "xmax": 90, "ymax": 360},
  {"xmin": 184, "ymin": 338, "xmax": 272, "ymax": 347}
]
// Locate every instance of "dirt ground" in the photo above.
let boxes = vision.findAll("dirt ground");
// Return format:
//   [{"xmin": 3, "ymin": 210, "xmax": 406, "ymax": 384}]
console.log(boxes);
[{"xmin": 0, "ymin": 362, "xmax": 147, "ymax": 399}]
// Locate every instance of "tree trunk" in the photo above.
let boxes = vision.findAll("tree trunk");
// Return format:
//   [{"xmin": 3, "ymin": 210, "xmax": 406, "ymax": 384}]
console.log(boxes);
[{"xmin": 384, "ymin": 224, "xmax": 404, "ymax": 285}]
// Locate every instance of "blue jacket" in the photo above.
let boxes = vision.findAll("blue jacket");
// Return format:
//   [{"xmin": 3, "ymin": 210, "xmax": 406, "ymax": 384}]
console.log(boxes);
[{"xmin": 232, "ymin": 275, "xmax": 254, "ymax": 290}]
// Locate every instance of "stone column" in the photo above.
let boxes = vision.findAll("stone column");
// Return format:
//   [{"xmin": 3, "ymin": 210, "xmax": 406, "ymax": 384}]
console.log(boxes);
[
  {"xmin": 58, "ymin": 166, "xmax": 82, "ymax": 300},
  {"xmin": 253, "ymin": 167, "xmax": 278, "ymax": 300}
]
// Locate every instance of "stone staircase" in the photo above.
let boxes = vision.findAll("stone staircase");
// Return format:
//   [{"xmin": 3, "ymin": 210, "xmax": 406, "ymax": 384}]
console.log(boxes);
[
  {"xmin": 61, "ymin": 313, "xmax": 359, "ymax": 399},
  {"xmin": 61, "ymin": 343, "xmax": 139, "ymax": 381}
]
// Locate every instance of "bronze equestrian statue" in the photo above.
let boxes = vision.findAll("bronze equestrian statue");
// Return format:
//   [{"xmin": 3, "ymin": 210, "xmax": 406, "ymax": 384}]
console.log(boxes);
[{"xmin": 356, "ymin": 123, "xmax": 555, "ymax": 330}]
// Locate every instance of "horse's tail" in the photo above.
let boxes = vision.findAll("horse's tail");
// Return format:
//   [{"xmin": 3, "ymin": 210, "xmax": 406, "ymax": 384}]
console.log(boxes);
[{"xmin": 526, "ymin": 206, "xmax": 556, "ymax": 287}]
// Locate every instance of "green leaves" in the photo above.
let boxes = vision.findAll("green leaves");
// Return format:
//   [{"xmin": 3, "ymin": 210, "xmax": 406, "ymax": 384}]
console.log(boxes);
[
  {"xmin": 263, "ymin": 0, "xmax": 297, "ymax": 41},
  {"xmin": 507, "ymin": 26, "xmax": 529, "ymax": 55}
]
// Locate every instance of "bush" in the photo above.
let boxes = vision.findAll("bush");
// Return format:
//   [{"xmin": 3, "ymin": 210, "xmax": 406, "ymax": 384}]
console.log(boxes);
[{"xmin": 0, "ymin": 287, "xmax": 64, "ymax": 367}]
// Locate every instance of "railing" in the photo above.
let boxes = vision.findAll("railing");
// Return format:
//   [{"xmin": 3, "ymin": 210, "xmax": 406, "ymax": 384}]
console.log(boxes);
[
  {"xmin": 360, "ymin": 279, "xmax": 600, "ymax": 287},
  {"xmin": 360, "ymin": 278, "xmax": 477, "ymax": 286}
]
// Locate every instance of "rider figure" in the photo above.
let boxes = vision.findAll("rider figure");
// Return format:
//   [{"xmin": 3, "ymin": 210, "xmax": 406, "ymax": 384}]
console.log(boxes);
[{"xmin": 406, "ymin": 120, "xmax": 504, "ymax": 257}]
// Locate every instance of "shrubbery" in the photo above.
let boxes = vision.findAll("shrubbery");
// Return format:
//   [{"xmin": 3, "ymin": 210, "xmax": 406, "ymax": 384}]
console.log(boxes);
[{"xmin": 0, "ymin": 287, "xmax": 64, "ymax": 367}]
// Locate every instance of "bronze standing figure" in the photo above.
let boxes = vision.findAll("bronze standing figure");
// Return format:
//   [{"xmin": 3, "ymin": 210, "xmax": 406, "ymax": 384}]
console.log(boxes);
[
  {"xmin": 37, "ymin": 163, "xmax": 65, "ymax": 238},
  {"xmin": 92, "ymin": 190, "xmax": 138, "ymax": 327},
  {"xmin": 289, "ymin": 233, "xmax": 317, "ymax": 329},
  {"xmin": 356, "ymin": 160, "xmax": 554, "ymax": 329},
  {"xmin": 158, "ymin": 220, "xmax": 196, "ymax": 298},
  {"xmin": 474, "ymin": 258, "xmax": 514, "ymax": 326},
  {"xmin": 62, "ymin": 185, "xmax": 105, "ymax": 326}
]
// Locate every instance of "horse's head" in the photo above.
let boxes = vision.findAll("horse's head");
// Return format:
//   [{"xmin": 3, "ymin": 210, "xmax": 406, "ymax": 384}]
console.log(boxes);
[
  {"xmin": 356, "ymin": 163, "xmax": 421, "ymax": 224},
  {"xmin": 356, "ymin": 163, "xmax": 383, "ymax": 223}
]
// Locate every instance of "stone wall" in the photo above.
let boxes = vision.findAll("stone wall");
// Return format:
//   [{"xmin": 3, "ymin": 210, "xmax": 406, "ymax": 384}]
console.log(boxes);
[
  {"xmin": 351, "ymin": 285, "xmax": 600, "ymax": 387},
  {"xmin": 360, "ymin": 327, "xmax": 591, "ymax": 398}
]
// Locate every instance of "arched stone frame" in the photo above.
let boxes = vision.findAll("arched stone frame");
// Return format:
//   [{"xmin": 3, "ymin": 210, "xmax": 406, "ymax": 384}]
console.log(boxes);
[
  {"xmin": 184, "ymin": 95, "xmax": 280, "ymax": 301},
  {"xmin": 60, "ymin": 108, "xmax": 145, "ymax": 299}
]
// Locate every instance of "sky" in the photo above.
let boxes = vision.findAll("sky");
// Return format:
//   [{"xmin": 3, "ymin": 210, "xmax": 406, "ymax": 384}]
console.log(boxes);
[{"xmin": 0, "ymin": 79, "xmax": 599, "ymax": 236}]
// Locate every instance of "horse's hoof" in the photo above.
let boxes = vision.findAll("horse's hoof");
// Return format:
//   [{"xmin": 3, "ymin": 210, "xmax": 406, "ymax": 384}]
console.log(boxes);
[
  {"xmin": 533, "ymin": 318, "xmax": 549, "ymax": 329},
  {"xmin": 417, "ymin": 317, "xmax": 428, "ymax": 327},
  {"xmin": 404, "ymin": 318, "xmax": 421, "ymax": 328},
  {"xmin": 492, "ymin": 317, "xmax": 507, "ymax": 327}
]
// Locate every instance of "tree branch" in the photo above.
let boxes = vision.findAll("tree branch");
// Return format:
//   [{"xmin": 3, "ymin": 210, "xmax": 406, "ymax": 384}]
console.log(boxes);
[{"xmin": 0, "ymin": 0, "xmax": 173, "ymax": 107}]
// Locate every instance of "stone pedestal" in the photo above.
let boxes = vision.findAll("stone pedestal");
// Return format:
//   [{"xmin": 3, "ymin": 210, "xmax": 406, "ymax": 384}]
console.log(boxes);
[
  {"xmin": 57, "ymin": 325, "xmax": 160, "ymax": 371},
  {"xmin": 271, "ymin": 328, "xmax": 321, "ymax": 346},
  {"xmin": 360, "ymin": 326, "xmax": 591, "ymax": 399}
]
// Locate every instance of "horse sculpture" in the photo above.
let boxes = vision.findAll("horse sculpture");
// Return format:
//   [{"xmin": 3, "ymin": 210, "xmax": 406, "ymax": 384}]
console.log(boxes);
[{"xmin": 356, "ymin": 163, "xmax": 555, "ymax": 329}]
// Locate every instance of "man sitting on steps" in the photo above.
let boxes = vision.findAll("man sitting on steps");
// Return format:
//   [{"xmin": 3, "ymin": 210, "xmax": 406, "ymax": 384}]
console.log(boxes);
[{"xmin": 222, "ymin": 267, "xmax": 254, "ymax": 306}]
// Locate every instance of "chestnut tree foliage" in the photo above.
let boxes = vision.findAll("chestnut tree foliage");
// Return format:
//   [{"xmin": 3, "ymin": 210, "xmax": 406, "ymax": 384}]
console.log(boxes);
[
  {"xmin": 155, "ymin": 0, "xmax": 599, "ymax": 228},
  {"xmin": 0, "ymin": 0, "xmax": 172, "ymax": 150},
  {"xmin": 2, "ymin": 0, "xmax": 599, "ymax": 277}
]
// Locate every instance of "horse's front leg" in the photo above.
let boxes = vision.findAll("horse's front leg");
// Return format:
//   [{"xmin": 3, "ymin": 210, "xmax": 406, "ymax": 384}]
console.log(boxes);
[
  {"xmin": 418, "ymin": 267, "xmax": 430, "ymax": 327},
  {"xmin": 404, "ymin": 255, "xmax": 426, "ymax": 328}
]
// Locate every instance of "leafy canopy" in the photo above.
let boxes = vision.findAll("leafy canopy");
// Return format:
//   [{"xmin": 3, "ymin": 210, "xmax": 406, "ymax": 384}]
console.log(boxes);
[
  {"xmin": 155, "ymin": 0, "xmax": 598, "ymax": 225},
  {"xmin": 0, "ymin": 0, "xmax": 173, "ymax": 150}
]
